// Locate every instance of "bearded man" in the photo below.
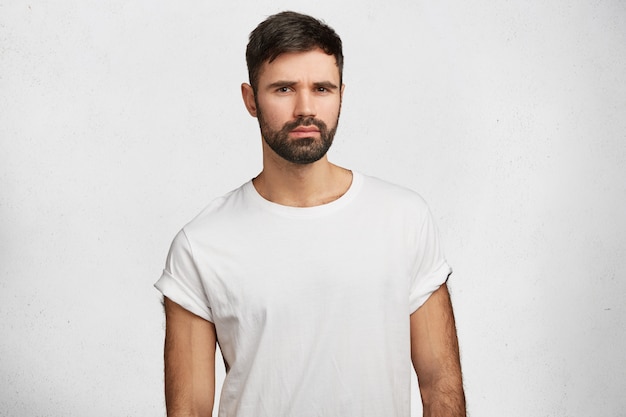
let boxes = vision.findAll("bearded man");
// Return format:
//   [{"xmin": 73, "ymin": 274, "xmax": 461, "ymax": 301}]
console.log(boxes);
[{"xmin": 156, "ymin": 11, "xmax": 466, "ymax": 417}]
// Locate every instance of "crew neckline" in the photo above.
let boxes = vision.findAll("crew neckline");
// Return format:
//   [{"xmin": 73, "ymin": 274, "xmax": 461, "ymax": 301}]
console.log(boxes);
[{"xmin": 244, "ymin": 171, "xmax": 363, "ymax": 218}]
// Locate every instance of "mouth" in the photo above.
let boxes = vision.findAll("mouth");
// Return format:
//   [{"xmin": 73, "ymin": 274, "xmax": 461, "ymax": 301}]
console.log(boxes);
[{"xmin": 290, "ymin": 126, "xmax": 320, "ymax": 138}]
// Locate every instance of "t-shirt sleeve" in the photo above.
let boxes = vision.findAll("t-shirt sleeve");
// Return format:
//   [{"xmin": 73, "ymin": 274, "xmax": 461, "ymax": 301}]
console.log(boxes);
[
  {"xmin": 154, "ymin": 229, "xmax": 214, "ymax": 322},
  {"xmin": 408, "ymin": 207, "xmax": 452, "ymax": 313}
]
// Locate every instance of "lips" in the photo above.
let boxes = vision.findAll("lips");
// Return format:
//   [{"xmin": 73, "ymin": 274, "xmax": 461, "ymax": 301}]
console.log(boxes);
[
  {"xmin": 289, "ymin": 125, "xmax": 320, "ymax": 139},
  {"xmin": 282, "ymin": 118, "xmax": 326, "ymax": 137}
]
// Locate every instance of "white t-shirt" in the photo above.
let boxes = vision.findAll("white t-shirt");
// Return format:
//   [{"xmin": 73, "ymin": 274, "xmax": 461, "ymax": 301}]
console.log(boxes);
[{"xmin": 155, "ymin": 172, "xmax": 451, "ymax": 417}]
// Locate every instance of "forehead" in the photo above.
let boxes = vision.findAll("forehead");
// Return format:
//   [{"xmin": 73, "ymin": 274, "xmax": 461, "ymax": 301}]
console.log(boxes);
[{"xmin": 257, "ymin": 48, "xmax": 340, "ymax": 85}]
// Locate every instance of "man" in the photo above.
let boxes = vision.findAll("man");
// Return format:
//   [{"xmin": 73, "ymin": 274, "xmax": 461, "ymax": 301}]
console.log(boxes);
[{"xmin": 156, "ymin": 11, "xmax": 465, "ymax": 417}]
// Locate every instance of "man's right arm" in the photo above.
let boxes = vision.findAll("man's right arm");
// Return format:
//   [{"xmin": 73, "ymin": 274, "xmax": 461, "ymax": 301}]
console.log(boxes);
[{"xmin": 164, "ymin": 297, "xmax": 217, "ymax": 417}]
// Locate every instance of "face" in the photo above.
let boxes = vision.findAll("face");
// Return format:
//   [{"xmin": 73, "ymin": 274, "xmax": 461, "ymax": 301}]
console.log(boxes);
[{"xmin": 243, "ymin": 48, "xmax": 344, "ymax": 165}]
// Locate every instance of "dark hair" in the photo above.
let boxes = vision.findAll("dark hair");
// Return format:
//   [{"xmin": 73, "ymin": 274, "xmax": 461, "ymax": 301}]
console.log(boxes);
[{"xmin": 246, "ymin": 11, "xmax": 344, "ymax": 92}]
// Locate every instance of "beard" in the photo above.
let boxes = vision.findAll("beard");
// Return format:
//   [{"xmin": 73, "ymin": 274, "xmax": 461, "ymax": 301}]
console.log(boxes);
[{"xmin": 257, "ymin": 108, "xmax": 339, "ymax": 165}]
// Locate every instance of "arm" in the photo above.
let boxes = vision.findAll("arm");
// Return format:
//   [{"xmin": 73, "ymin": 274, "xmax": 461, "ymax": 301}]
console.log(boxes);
[
  {"xmin": 164, "ymin": 297, "xmax": 217, "ymax": 417},
  {"xmin": 410, "ymin": 283, "xmax": 466, "ymax": 417}
]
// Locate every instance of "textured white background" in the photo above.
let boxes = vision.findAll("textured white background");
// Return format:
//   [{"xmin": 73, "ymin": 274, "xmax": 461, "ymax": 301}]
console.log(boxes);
[{"xmin": 1, "ymin": 1, "xmax": 625, "ymax": 416}]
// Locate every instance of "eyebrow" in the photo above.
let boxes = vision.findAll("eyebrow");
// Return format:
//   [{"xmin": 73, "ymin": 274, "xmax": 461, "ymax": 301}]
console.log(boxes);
[
  {"xmin": 313, "ymin": 81, "xmax": 339, "ymax": 90},
  {"xmin": 266, "ymin": 80, "xmax": 296, "ymax": 90},
  {"xmin": 265, "ymin": 80, "xmax": 339, "ymax": 90}
]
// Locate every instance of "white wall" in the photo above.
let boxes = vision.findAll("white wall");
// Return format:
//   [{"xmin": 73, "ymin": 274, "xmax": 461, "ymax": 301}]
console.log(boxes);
[{"xmin": 1, "ymin": 1, "xmax": 625, "ymax": 416}]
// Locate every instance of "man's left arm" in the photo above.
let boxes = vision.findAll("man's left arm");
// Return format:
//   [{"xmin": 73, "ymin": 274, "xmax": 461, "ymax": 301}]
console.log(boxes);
[{"xmin": 410, "ymin": 283, "xmax": 466, "ymax": 417}]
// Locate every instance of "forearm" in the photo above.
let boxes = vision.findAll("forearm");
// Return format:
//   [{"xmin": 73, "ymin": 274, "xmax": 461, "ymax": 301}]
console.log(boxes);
[{"xmin": 420, "ymin": 371, "xmax": 466, "ymax": 417}]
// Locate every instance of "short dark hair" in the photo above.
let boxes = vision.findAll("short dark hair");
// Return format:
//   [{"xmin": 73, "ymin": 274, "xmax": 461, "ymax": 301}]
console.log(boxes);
[{"xmin": 246, "ymin": 11, "xmax": 344, "ymax": 92}]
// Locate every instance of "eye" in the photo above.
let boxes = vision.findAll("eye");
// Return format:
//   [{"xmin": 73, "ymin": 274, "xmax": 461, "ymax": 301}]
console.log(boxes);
[
  {"xmin": 315, "ymin": 85, "xmax": 335, "ymax": 94},
  {"xmin": 276, "ymin": 86, "xmax": 292, "ymax": 93}
]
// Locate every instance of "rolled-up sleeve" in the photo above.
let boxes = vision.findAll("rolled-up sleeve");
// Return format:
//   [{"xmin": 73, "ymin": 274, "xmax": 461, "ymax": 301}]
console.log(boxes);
[{"xmin": 154, "ymin": 229, "xmax": 213, "ymax": 322}]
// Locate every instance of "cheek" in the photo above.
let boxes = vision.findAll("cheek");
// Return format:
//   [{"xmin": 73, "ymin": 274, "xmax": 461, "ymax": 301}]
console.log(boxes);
[
  {"xmin": 322, "ymin": 100, "xmax": 342, "ymax": 121},
  {"xmin": 258, "ymin": 99, "xmax": 291, "ymax": 125}
]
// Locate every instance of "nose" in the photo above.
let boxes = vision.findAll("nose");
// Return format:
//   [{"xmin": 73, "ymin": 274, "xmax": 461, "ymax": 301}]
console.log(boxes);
[{"xmin": 294, "ymin": 91, "xmax": 316, "ymax": 118}]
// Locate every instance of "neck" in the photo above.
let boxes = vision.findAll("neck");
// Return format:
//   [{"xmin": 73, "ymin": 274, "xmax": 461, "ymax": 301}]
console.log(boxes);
[{"xmin": 253, "ymin": 147, "xmax": 352, "ymax": 207}]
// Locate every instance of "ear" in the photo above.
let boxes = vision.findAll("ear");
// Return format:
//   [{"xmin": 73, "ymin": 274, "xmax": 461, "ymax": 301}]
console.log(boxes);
[
  {"xmin": 241, "ymin": 83, "xmax": 258, "ymax": 117},
  {"xmin": 340, "ymin": 83, "xmax": 346, "ymax": 100}
]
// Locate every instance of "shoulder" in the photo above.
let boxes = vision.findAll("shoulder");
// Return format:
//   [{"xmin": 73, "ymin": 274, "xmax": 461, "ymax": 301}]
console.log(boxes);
[
  {"xmin": 349, "ymin": 172, "xmax": 434, "ymax": 229},
  {"xmin": 358, "ymin": 172, "xmax": 429, "ymax": 210},
  {"xmin": 181, "ymin": 180, "xmax": 253, "ymax": 237}
]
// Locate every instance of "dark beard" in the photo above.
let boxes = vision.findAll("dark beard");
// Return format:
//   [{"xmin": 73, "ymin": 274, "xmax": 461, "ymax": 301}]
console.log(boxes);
[{"xmin": 257, "ymin": 111, "xmax": 339, "ymax": 165}]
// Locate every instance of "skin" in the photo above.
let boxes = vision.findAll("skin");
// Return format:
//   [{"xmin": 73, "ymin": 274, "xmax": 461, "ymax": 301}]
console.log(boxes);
[
  {"xmin": 163, "ymin": 48, "xmax": 465, "ymax": 417},
  {"xmin": 163, "ymin": 297, "xmax": 216, "ymax": 417},
  {"xmin": 411, "ymin": 284, "xmax": 466, "ymax": 416}
]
